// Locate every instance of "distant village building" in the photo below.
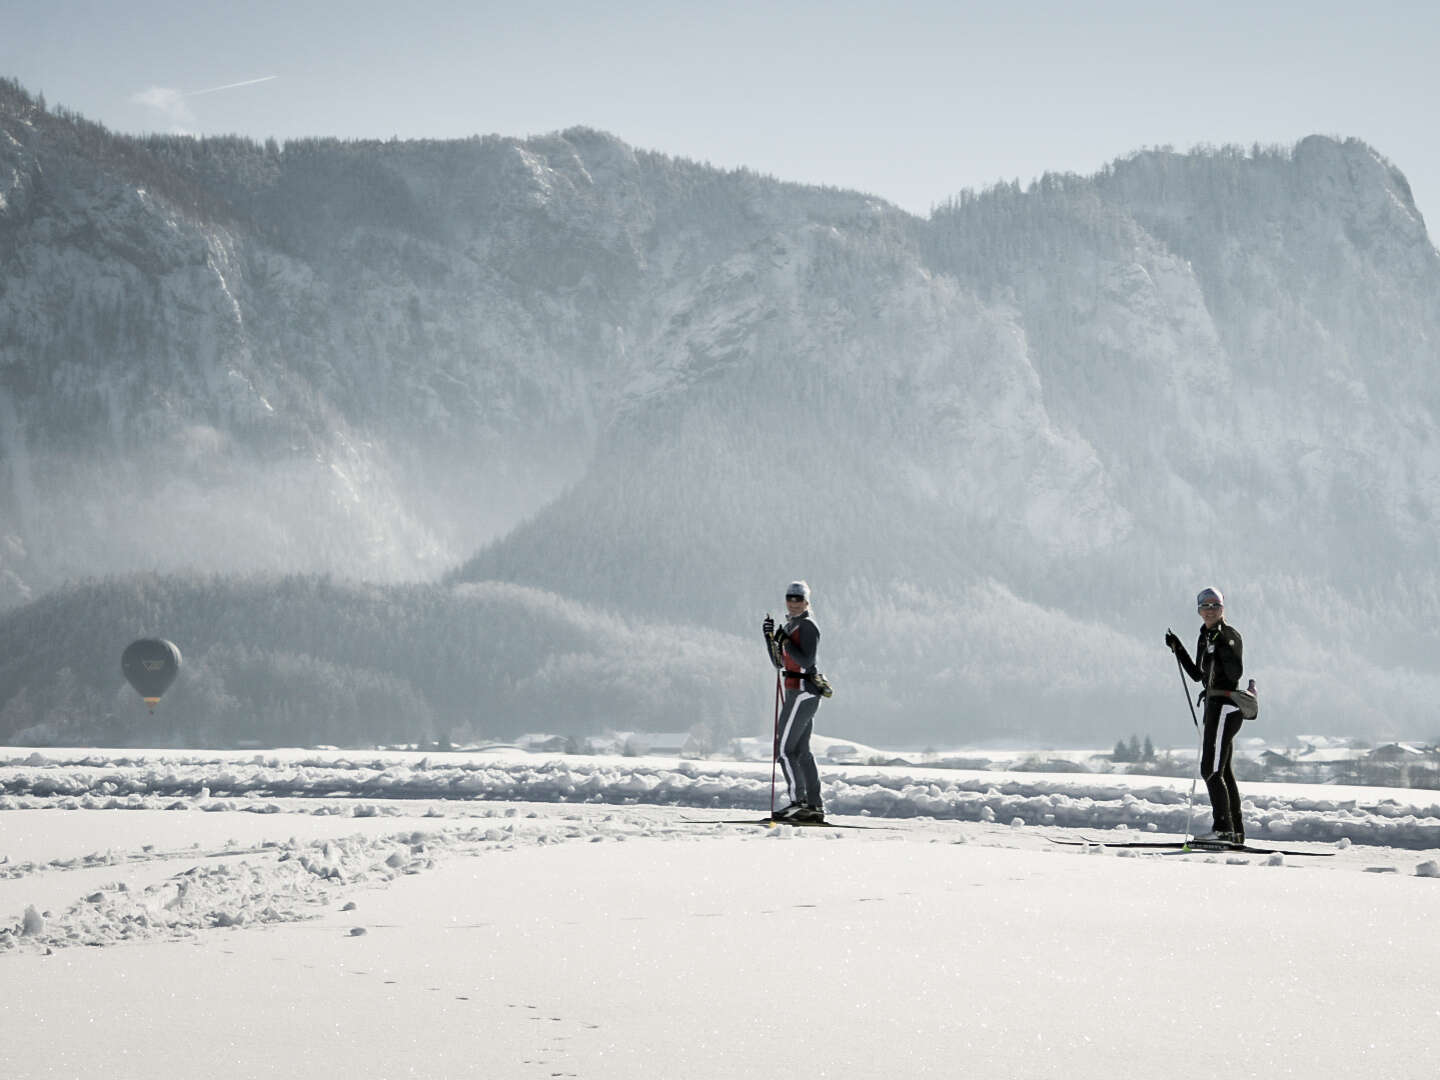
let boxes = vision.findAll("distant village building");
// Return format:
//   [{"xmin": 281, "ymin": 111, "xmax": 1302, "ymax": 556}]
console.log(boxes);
[
  {"xmin": 1367, "ymin": 742, "xmax": 1427, "ymax": 762},
  {"xmin": 582, "ymin": 731, "xmax": 703, "ymax": 757},
  {"xmin": 515, "ymin": 733, "xmax": 570, "ymax": 754},
  {"xmin": 1259, "ymin": 749, "xmax": 1295, "ymax": 770},
  {"xmin": 624, "ymin": 732, "xmax": 694, "ymax": 757}
]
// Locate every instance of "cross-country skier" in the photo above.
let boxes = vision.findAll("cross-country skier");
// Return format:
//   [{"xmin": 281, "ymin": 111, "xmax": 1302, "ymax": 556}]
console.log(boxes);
[
  {"xmin": 1166, "ymin": 587, "xmax": 1247, "ymax": 844},
  {"xmin": 762, "ymin": 580, "xmax": 825, "ymax": 822}
]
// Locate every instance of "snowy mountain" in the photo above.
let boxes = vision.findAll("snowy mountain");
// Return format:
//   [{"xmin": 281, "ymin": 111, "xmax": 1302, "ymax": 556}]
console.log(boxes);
[{"xmin": 3, "ymin": 77, "xmax": 1439, "ymax": 746}]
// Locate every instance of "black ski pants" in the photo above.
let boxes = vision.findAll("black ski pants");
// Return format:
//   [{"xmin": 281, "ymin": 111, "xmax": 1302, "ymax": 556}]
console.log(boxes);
[
  {"xmin": 1200, "ymin": 698, "xmax": 1244, "ymax": 836},
  {"xmin": 776, "ymin": 687, "xmax": 822, "ymax": 809}
]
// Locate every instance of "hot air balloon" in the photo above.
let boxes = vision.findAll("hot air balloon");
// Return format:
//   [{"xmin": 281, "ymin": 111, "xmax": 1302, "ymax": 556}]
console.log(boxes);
[{"xmin": 121, "ymin": 638, "xmax": 182, "ymax": 711}]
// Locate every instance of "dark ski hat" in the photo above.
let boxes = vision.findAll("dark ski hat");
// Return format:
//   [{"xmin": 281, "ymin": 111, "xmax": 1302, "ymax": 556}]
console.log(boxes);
[
  {"xmin": 1196, "ymin": 587, "xmax": 1224, "ymax": 608},
  {"xmin": 786, "ymin": 580, "xmax": 811, "ymax": 600}
]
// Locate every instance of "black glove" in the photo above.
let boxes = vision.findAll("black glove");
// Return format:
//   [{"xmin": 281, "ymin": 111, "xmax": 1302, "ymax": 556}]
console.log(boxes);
[
  {"xmin": 762, "ymin": 615, "xmax": 774, "ymax": 639},
  {"xmin": 1164, "ymin": 630, "xmax": 1181, "ymax": 653}
]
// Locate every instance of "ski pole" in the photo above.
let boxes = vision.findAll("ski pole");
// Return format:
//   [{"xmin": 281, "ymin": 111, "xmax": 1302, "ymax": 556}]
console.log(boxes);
[
  {"xmin": 769, "ymin": 668, "xmax": 782, "ymax": 816},
  {"xmin": 1175, "ymin": 647, "xmax": 1201, "ymax": 844}
]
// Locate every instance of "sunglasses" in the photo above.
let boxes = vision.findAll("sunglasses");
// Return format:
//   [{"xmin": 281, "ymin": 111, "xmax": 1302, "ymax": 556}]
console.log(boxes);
[
  {"xmin": 1197, "ymin": 602, "xmax": 1222, "ymax": 612},
  {"xmin": 785, "ymin": 595, "xmax": 807, "ymax": 602}
]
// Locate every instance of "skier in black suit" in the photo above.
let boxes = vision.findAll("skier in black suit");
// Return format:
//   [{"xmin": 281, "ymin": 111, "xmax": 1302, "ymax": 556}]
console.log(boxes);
[{"xmin": 1166, "ymin": 587, "xmax": 1249, "ymax": 844}]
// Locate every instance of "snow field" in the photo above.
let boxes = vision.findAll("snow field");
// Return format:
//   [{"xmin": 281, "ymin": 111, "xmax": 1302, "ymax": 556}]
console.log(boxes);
[{"xmin": 3, "ymin": 748, "xmax": 1440, "ymax": 1079}]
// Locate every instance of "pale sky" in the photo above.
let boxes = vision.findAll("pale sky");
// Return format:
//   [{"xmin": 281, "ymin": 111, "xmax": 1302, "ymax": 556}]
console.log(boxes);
[{"xmin": 4, "ymin": 0, "xmax": 1438, "ymax": 224}]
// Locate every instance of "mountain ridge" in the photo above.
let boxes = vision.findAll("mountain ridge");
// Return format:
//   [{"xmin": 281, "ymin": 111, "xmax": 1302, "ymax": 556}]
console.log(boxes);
[{"xmin": 2, "ymin": 76, "xmax": 1438, "ymax": 745}]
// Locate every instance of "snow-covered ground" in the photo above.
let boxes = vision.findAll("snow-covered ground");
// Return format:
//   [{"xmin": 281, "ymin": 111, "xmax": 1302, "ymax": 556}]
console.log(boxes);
[{"xmin": 3, "ymin": 747, "xmax": 1439, "ymax": 1079}]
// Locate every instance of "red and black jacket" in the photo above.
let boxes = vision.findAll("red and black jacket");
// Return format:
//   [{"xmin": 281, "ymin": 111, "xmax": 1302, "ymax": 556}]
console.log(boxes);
[{"xmin": 770, "ymin": 611, "xmax": 820, "ymax": 692}]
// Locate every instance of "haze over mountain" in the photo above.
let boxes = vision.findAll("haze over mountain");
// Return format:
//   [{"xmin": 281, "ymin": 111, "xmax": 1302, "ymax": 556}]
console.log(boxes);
[{"xmin": 2, "ymin": 77, "xmax": 1438, "ymax": 749}]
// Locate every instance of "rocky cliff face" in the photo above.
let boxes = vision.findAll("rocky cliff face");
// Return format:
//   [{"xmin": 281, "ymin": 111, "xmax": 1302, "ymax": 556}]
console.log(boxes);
[
  {"xmin": 0, "ymin": 88, "xmax": 903, "ymax": 600},
  {"xmin": 3, "ymin": 77, "xmax": 1438, "ymax": 742}
]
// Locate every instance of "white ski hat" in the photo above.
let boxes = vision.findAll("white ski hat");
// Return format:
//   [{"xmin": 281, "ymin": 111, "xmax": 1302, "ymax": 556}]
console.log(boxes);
[{"xmin": 785, "ymin": 580, "xmax": 811, "ymax": 600}]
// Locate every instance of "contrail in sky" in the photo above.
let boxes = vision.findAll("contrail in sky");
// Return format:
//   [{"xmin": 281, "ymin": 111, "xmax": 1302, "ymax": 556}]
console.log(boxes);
[
  {"xmin": 131, "ymin": 75, "xmax": 279, "ymax": 131},
  {"xmin": 186, "ymin": 76, "xmax": 278, "ymax": 97}
]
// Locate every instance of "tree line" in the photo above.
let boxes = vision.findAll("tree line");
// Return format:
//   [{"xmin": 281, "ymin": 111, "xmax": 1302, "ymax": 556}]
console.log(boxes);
[{"xmin": 0, "ymin": 573, "xmax": 760, "ymax": 750}]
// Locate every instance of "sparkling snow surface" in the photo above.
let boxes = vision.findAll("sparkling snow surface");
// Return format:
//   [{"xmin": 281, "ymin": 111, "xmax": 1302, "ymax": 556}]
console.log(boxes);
[{"xmin": 3, "ymin": 748, "xmax": 1438, "ymax": 1079}]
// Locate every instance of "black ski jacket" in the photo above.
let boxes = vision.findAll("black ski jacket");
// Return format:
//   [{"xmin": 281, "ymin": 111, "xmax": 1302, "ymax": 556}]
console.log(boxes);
[{"xmin": 1177, "ymin": 620, "xmax": 1244, "ymax": 694}]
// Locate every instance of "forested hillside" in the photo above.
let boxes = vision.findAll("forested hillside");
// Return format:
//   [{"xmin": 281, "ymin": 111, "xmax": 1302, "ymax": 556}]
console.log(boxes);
[
  {"xmin": 3, "ymin": 75, "xmax": 1438, "ymax": 747},
  {"xmin": 0, "ymin": 575, "xmax": 756, "ymax": 747}
]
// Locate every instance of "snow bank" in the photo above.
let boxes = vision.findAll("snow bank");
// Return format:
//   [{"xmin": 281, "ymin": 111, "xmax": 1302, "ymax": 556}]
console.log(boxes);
[{"xmin": 4, "ymin": 747, "xmax": 1439, "ymax": 849}]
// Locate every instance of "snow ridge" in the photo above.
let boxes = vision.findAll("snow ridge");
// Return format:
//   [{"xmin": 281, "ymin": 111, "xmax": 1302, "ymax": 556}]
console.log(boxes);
[{"xmin": 4, "ymin": 749, "xmax": 1438, "ymax": 849}]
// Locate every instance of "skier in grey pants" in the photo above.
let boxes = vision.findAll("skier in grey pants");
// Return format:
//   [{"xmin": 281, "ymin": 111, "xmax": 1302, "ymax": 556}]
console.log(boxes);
[{"xmin": 762, "ymin": 580, "xmax": 824, "ymax": 822}]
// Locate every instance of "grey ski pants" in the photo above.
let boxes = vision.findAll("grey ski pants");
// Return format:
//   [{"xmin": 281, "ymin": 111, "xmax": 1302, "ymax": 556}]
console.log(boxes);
[{"xmin": 777, "ymin": 687, "xmax": 822, "ymax": 809}]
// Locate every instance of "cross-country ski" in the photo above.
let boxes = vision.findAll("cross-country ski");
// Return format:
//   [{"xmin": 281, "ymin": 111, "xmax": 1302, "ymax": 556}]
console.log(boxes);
[
  {"xmin": 1046, "ymin": 835, "xmax": 1338, "ymax": 857},
  {"xmin": 682, "ymin": 815, "xmax": 897, "ymax": 830}
]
